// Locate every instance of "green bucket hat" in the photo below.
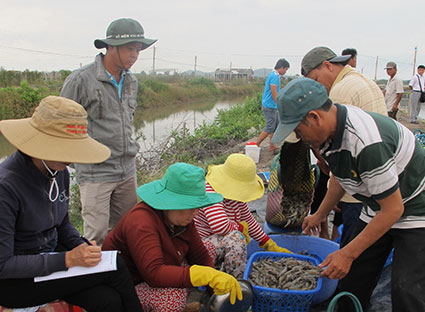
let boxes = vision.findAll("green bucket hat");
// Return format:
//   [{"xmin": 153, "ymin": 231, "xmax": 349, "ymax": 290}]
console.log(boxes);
[
  {"xmin": 137, "ymin": 163, "xmax": 223, "ymax": 210},
  {"xmin": 94, "ymin": 18, "xmax": 157, "ymax": 50}
]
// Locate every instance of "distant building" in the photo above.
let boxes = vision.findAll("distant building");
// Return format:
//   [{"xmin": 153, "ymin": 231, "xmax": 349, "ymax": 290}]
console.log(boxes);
[
  {"xmin": 214, "ymin": 68, "xmax": 254, "ymax": 82},
  {"xmin": 149, "ymin": 68, "xmax": 179, "ymax": 76}
]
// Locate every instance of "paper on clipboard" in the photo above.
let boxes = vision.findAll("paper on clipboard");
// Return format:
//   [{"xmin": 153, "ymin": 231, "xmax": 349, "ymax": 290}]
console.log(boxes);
[{"xmin": 34, "ymin": 250, "xmax": 118, "ymax": 282}]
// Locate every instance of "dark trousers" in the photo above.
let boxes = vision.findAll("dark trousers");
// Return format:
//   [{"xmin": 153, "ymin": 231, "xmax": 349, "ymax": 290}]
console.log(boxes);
[
  {"xmin": 0, "ymin": 256, "xmax": 143, "ymax": 312},
  {"xmin": 338, "ymin": 221, "xmax": 425, "ymax": 312},
  {"xmin": 339, "ymin": 202, "xmax": 363, "ymax": 248},
  {"xmin": 310, "ymin": 170, "xmax": 329, "ymax": 214}
]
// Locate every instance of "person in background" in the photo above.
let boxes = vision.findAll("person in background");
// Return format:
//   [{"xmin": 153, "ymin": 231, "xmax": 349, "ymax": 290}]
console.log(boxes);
[
  {"xmin": 256, "ymin": 58, "xmax": 290, "ymax": 153},
  {"xmin": 341, "ymin": 48, "xmax": 357, "ymax": 68},
  {"xmin": 383, "ymin": 62, "xmax": 404, "ymax": 120},
  {"xmin": 0, "ymin": 96, "xmax": 142, "ymax": 312},
  {"xmin": 408, "ymin": 64, "xmax": 425, "ymax": 124},
  {"xmin": 299, "ymin": 46, "xmax": 387, "ymax": 247},
  {"xmin": 274, "ymin": 77, "xmax": 425, "ymax": 312},
  {"xmin": 60, "ymin": 18, "xmax": 157, "ymax": 245},
  {"xmin": 103, "ymin": 163, "xmax": 242, "ymax": 312},
  {"xmin": 194, "ymin": 153, "xmax": 292, "ymax": 278}
]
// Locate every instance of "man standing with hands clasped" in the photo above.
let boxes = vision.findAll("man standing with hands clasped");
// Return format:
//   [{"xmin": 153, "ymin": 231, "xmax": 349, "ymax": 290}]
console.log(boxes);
[
  {"xmin": 61, "ymin": 18, "xmax": 157, "ymax": 245},
  {"xmin": 383, "ymin": 62, "xmax": 404, "ymax": 120},
  {"xmin": 408, "ymin": 64, "xmax": 425, "ymax": 124},
  {"xmin": 272, "ymin": 77, "xmax": 425, "ymax": 312}
]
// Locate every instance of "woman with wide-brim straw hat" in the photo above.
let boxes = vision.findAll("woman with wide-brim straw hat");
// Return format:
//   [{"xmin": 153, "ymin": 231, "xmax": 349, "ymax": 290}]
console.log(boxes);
[
  {"xmin": 0, "ymin": 96, "xmax": 143, "ymax": 312},
  {"xmin": 102, "ymin": 162, "xmax": 243, "ymax": 312},
  {"xmin": 194, "ymin": 153, "xmax": 293, "ymax": 278}
]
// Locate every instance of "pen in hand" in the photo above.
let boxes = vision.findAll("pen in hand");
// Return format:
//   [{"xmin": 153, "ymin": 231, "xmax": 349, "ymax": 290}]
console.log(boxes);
[{"xmin": 80, "ymin": 236, "xmax": 93, "ymax": 246}]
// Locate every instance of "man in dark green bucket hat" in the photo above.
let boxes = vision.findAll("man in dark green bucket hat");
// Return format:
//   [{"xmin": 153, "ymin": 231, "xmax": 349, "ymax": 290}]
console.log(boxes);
[
  {"xmin": 103, "ymin": 163, "xmax": 243, "ymax": 311},
  {"xmin": 60, "ymin": 18, "xmax": 157, "ymax": 246}
]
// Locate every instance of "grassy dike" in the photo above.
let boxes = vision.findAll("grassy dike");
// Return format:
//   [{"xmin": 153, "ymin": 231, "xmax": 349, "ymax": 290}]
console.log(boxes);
[{"xmin": 0, "ymin": 73, "xmax": 263, "ymax": 119}]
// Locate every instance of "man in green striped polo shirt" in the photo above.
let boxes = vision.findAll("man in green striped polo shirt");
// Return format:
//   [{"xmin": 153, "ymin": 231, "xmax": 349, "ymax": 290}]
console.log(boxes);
[{"xmin": 272, "ymin": 77, "xmax": 425, "ymax": 312}]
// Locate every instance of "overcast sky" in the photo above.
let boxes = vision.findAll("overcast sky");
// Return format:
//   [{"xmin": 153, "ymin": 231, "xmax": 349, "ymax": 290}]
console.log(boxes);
[{"xmin": 1, "ymin": 0, "xmax": 424, "ymax": 80}]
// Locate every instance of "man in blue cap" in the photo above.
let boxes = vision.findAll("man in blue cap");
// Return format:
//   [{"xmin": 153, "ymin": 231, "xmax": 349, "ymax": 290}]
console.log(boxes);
[
  {"xmin": 273, "ymin": 77, "xmax": 425, "ymax": 312},
  {"xmin": 61, "ymin": 18, "xmax": 157, "ymax": 245}
]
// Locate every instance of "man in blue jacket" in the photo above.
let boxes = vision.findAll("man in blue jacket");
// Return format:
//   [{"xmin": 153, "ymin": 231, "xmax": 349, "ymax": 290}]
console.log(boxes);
[
  {"xmin": 60, "ymin": 18, "xmax": 157, "ymax": 245},
  {"xmin": 0, "ymin": 96, "xmax": 143, "ymax": 311},
  {"xmin": 256, "ymin": 58, "xmax": 290, "ymax": 153}
]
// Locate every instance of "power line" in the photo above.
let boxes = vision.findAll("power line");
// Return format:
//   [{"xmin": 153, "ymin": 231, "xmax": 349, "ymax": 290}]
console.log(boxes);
[
  {"xmin": 0, "ymin": 44, "xmax": 92, "ymax": 59},
  {"xmin": 155, "ymin": 57, "xmax": 215, "ymax": 70},
  {"xmin": 158, "ymin": 46, "xmax": 304, "ymax": 58}
]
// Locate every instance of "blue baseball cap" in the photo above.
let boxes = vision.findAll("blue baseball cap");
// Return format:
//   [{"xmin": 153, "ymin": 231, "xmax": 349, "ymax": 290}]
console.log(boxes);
[{"xmin": 271, "ymin": 78, "xmax": 329, "ymax": 144}]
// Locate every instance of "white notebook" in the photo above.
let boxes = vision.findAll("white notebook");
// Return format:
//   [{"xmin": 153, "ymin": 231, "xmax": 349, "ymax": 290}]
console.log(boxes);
[{"xmin": 34, "ymin": 250, "xmax": 118, "ymax": 282}]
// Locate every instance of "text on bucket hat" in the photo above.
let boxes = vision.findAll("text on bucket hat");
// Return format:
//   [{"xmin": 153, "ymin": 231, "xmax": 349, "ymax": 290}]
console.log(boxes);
[
  {"xmin": 272, "ymin": 78, "xmax": 329, "ymax": 144},
  {"xmin": 94, "ymin": 18, "xmax": 157, "ymax": 50},
  {"xmin": 301, "ymin": 46, "xmax": 351, "ymax": 76},
  {"xmin": 206, "ymin": 153, "xmax": 264, "ymax": 202},
  {"xmin": 137, "ymin": 163, "xmax": 223, "ymax": 210},
  {"xmin": 0, "ymin": 96, "xmax": 111, "ymax": 163}
]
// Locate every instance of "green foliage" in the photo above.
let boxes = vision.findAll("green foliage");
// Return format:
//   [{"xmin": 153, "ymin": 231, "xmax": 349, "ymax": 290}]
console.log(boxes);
[
  {"xmin": 161, "ymin": 93, "xmax": 263, "ymax": 164},
  {"xmin": 69, "ymin": 174, "xmax": 83, "ymax": 234},
  {"xmin": 143, "ymin": 78, "xmax": 169, "ymax": 93},
  {"xmin": 0, "ymin": 68, "xmax": 21, "ymax": 87},
  {"xmin": 184, "ymin": 77, "xmax": 218, "ymax": 94},
  {"xmin": 0, "ymin": 81, "xmax": 46, "ymax": 119},
  {"xmin": 59, "ymin": 70, "xmax": 72, "ymax": 81}
]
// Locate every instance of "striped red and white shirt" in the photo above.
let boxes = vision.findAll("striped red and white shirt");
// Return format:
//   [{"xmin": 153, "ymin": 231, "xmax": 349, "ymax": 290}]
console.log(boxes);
[{"xmin": 194, "ymin": 182, "xmax": 270, "ymax": 246}]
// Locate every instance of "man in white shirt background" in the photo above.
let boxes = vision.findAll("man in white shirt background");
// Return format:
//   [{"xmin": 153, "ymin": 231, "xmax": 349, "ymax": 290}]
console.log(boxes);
[{"xmin": 408, "ymin": 64, "xmax": 425, "ymax": 124}]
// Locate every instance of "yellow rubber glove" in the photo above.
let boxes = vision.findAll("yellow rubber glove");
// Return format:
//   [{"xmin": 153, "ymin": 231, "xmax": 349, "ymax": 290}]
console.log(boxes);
[
  {"xmin": 260, "ymin": 239, "xmax": 293, "ymax": 253},
  {"xmin": 189, "ymin": 265, "xmax": 243, "ymax": 304},
  {"xmin": 239, "ymin": 221, "xmax": 250, "ymax": 244}
]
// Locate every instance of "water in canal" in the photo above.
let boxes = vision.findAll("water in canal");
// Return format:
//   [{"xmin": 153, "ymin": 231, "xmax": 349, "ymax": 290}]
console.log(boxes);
[{"xmin": 0, "ymin": 97, "xmax": 245, "ymax": 161}]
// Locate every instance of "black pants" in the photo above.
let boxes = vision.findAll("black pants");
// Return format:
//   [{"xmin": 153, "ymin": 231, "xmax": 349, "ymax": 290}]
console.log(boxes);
[
  {"xmin": 339, "ymin": 202, "xmax": 362, "ymax": 248},
  {"xmin": 310, "ymin": 170, "xmax": 329, "ymax": 214},
  {"xmin": 0, "ymin": 256, "xmax": 143, "ymax": 312},
  {"xmin": 337, "ymin": 221, "xmax": 425, "ymax": 312}
]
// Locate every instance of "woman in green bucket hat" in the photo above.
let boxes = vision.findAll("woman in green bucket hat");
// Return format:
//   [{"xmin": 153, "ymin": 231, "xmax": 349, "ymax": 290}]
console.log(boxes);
[{"xmin": 103, "ymin": 163, "xmax": 242, "ymax": 312}]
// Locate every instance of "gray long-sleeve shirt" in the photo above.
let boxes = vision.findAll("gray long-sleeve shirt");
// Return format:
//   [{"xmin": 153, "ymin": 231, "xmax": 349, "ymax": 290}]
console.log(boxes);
[{"xmin": 60, "ymin": 53, "xmax": 140, "ymax": 183}]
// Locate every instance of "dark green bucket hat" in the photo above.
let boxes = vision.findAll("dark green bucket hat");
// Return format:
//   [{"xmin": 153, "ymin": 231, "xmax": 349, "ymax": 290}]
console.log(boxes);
[
  {"xmin": 272, "ymin": 77, "xmax": 329, "ymax": 144},
  {"xmin": 137, "ymin": 163, "xmax": 223, "ymax": 210},
  {"xmin": 94, "ymin": 18, "xmax": 157, "ymax": 50}
]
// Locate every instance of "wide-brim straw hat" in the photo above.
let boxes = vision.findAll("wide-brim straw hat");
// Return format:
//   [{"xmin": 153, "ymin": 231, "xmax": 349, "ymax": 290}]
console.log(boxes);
[
  {"xmin": 0, "ymin": 96, "xmax": 111, "ymax": 164},
  {"xmin": 206, "ymin": 153, "xmax": 264, "ymax": 202},
  {"xmin": 137, "ymin": 163, "xmax": 223, "ymax": 210},
  {"xmin": 94, "ymin": 18, "xmax": 157, "ymax": 50}
]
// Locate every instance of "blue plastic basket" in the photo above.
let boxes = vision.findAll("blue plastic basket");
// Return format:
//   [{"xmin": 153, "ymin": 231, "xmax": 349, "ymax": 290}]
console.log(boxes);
[
  {"xmin": 247, "ymin": 234, "xmax": 339, "ymax": 305},
  {"xmin": 243, "ymin": 251, "xmax": 322, "ymax": 312}
]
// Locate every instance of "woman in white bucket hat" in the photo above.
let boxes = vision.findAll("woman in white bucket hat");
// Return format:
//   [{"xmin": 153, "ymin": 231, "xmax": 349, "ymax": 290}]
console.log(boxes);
[{"xmin": 0, "ymin": 96, "xmax": 142, "ymax": 312}]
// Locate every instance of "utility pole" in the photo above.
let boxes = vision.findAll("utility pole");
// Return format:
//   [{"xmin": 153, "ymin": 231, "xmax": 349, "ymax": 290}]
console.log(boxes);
[
  {"xmin": 409, "ymin": 46, "xmax": 418, "ymax": 116},
  {"xmin": 413, "ymin": 46, "xmax": 418, "ymax": 75},
  {"xmin": 152, "ymin": 46, "xmax": 156, "ymax": 75},
  {"xmin": 374, "ymin": 56, "xmax": 379, "ymax": 82},
  {"xmin": 194, "ymin": 56, "xmax": 197, "ymax": 76}
]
